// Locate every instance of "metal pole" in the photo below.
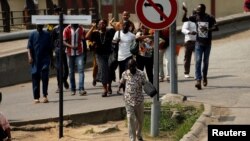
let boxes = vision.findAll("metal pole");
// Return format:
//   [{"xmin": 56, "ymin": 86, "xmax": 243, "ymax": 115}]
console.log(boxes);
[
  {"xmin": 112, "ymin": 0, "xmax": 118, "ymax": 21},
  {"xmin": 97, "ymin": 0, "xmax": 102, "ymax": 19},
  {"xmin": 169, "ymin": 22, "xmax": 178, "ymax": 94},
  {"xmin": 59, "ymin": 12, "xmax": 64, "ymax": 138},
  {"xmin": 151, "ymin": 30, "xmax": 160, "ymax": 137}
]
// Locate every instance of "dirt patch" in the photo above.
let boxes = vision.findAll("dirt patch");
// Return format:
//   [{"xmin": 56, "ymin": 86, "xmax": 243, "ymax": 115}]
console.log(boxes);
[
  {"xmin": 10, "ymin": 101, "xmax": 204, "ymax": 141},
  {"xmin": 11, "ymin": 120, "xmax": 170, "ymax": 141}
]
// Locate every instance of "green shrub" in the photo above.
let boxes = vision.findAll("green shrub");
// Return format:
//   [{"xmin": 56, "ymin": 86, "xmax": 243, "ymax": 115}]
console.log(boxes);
[{"xmin": 142, "ymin": 102, "xmax": 203, "ymax": 141}]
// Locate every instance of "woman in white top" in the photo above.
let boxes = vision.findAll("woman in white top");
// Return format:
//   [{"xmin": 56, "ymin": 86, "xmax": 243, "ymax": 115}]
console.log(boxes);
[{"xmin": 113, "ymin": 21, "xmax": 135, "ymax": 93}]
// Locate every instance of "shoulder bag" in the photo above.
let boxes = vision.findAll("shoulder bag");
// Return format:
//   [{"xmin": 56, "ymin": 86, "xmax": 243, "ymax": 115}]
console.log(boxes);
[
  {"xmin": 143, "ymin": 81, "xmax": 157, "ymax": 97},
  {"xmin": 130, "ymin": 39, "xmax": 139, "ymax": 55}
]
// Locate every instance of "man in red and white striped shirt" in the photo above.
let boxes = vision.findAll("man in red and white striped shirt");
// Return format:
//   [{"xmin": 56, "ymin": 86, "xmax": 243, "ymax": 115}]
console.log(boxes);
[{"xmin": 63, "ymin": 24, "xmax": 87, "ymax": 95}]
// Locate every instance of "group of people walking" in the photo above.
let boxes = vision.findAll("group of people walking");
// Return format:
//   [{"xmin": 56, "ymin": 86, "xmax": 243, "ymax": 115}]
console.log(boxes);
[
  {"xmin": 25, "ymin": 3, "xmax": 219, "ymax": 141},
  {"xmin": 26, "ymin": 9, "xmax": 150, "ymax": 141}
]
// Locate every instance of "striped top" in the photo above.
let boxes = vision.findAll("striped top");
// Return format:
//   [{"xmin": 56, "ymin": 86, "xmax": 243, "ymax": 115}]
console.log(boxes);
[{"xmin": 63, "ymin": 25, "xmax": 85, "ymax": 56}]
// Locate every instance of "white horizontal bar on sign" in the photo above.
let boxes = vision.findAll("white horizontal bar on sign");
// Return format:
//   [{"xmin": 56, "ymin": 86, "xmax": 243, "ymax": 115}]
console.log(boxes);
[
  {"xmin": 32, "ymin": 15, "xmax": 59, "ymax": 24},
  {"xmin": 32, "ymin": 15, "xmax": 92, "ymax": 25},
  {"xmin": 63, "ymin": 15, "xmax": 92, "ymax": 25}
]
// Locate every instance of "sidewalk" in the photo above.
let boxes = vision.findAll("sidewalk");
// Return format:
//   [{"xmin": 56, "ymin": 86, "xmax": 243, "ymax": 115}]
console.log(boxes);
[{"xmin": 0, "ymin": 67, "xmax": 129, "ymax": 126}]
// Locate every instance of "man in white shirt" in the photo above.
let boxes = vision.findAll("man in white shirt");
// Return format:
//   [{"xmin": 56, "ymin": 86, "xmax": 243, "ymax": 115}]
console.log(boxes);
[
  {"xmin": 181, "ymin": 9, "xmax": 197, "ymax": 78},
  {"xmin": 113, "ymin": 21, "xmax": 135, "ymax": 93}
]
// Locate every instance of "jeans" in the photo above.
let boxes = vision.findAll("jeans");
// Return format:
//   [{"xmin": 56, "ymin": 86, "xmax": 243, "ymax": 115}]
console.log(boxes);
[
  {"xmin": 125, "ymin": 102, "xmax": 144, "ymax": 141},
  {"xmin": 32, "ymin": 68, "xmax": 49, "ymax": 99},
  {"xmin": 67, "ymin": 54, "xmax": 85, "ymax": 92},
  {"xmin": 195, "ymin": 43, "xmax": 211, "ymax": 80}
]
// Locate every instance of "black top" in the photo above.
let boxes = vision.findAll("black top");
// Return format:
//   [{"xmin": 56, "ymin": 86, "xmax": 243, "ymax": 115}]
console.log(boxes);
[
  {"xmin": 90, "ymin": 28, "xmax": 116, "ymax": 55},
  {"xmin": 189, "ymin": 13, "xmax": 216, "ymax": 45}
]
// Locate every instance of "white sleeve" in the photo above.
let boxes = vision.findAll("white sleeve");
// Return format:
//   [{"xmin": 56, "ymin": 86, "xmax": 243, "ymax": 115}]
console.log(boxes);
[
  {"xmin": 181, "ymin": 22, "xmax": 190, "ymax": 35},
  {"xmin": 113, "ymin": 31, "xmax": 118, "ymax": 40},
  {"xmin": 136, "ymin": 31, "xmax": 142, "ymax": 38}
]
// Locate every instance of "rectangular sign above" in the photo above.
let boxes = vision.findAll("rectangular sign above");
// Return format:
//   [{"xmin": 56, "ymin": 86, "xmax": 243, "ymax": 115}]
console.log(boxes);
[{"xmin": 32, "ymin": 15, "xmax": 92, "ymax": 25}]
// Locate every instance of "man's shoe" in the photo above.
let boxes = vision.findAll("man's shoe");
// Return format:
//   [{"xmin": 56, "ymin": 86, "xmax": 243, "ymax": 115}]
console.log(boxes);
[
  {"xmin": 64, "ymin": 81, "xmax": 69, "ymax": 89},
  {"xmin": 102, "ymin": 92, "xmax": 108, "ymax": 97},
  {"xmin": 184, "ymin": 74, "xmax": 191, "ymax": 78},
  {"xmin": 195, "ymin": 80, "xmax": 202, "ymax": 90},
  {"xmin": 79, "ymin": 90, "xmax": 87, "ymax": 96},
  {"xmin": 203, "ymin": 78, "xmax": 208, "ymax": 87},
  {"xmin": 34, "ymin": 99, "xmax": 40, "ymax": 104},
  {"xmin": 42, "ymin": 97, "xmax": 49, "ymax": 103},
  {"xmin": 71, "ymin": 91, "xmax": 76, "ymax": 96}
]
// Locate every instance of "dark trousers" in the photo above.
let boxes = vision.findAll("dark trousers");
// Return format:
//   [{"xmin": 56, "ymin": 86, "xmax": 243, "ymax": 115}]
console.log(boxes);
[
  {"xmin": 118, "ymin": 56, "xmax": 133, "ymax": 80},
  {"xmin": 32, "ymin": 69, "xmax": 49, "ymax": 99},
  {"xmin": 56, "ymin": 51, "xmax": 69, "ymax": 86},
  {"xmin": 136, "ymin": 55, "xmax": 154, "ymax": 83},
  {"xmin": 184, "ymin": 41, "xmax": 195, "ymax": 75}
]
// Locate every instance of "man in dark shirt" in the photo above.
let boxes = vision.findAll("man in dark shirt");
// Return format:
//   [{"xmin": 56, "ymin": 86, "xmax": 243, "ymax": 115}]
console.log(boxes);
[
  {"xmin": 189, "ymin": 4, "xmax": 219, "ymax": 90},
  {"xmin": 27, "ymin": 24, "xmax": 53, "ymax": 103},
  {"xmin": 51, "ymin": 25, "xmax": 69, "ymax": 92}
]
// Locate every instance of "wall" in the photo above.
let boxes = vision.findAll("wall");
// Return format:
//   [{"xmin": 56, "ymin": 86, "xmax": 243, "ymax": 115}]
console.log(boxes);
[
  {"xmin": 216, "ymin": 0, "xmax": 244, "ymax": 17},
  {"xmin": 0, "ymin": 52, "xmax": 31, "ymax": 86}
]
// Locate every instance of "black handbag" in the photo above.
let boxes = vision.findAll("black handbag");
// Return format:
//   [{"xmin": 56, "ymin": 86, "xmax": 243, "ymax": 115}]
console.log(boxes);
[
  {"xmin": 143, "ymin": 81, "xmax": 157, "ymax": 97},
  {"xmin": 130, "ymin": 40, "xmax": 139, "ymax": 55}
]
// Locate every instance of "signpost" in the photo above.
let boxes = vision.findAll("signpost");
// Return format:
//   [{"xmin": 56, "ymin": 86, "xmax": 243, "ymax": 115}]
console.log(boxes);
[
  {"xmin": 32, "ymin": 14, "xmax": 91, "ymax": 138},
  {"xmin": 136, "ymin": 0, "xmax": 178, "ymax": 30},
  {"xmin": 135, "ymin": 0, "xmax": 178, "ymax": 137}
]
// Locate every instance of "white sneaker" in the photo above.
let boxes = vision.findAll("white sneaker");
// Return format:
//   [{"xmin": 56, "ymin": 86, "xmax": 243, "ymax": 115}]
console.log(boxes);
[{"xmin": 184, "ymin": 74, "xmax": 190, "ymax": 78}]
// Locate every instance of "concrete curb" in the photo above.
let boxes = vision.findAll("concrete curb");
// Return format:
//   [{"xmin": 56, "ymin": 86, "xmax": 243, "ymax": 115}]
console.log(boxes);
[
  {"xmin": 10, "ymin": 107, "xmax": 126, "ymax": 127},
  {"xmin": 180, "ymin": 103, "xmax": 212, "ymax": 141}
]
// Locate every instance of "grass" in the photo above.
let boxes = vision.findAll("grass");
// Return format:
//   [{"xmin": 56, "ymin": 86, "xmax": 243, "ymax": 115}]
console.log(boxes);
[{"xmin": 142, "ymin": 102, "xmax": 204, "ymax": 141}]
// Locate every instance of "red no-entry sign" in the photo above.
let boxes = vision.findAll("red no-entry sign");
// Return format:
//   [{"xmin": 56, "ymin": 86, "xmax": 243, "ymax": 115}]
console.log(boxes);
[{"xmin": 136, "ymin": 0, "xmax": 178, "ymax": 30}]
